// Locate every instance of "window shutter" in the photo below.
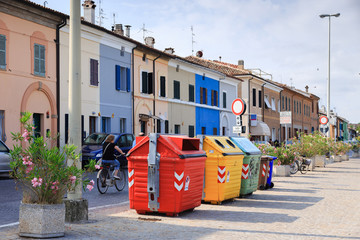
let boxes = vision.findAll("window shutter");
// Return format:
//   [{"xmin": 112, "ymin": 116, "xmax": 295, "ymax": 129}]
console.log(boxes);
[
  {"xmin": 174, "ymin": 80, "xmax": 180, "ymax": 99},
  {"xmin": 94, "ymin": 59, "xmax": 98, "ymax": 86},
  {"xmin": 115, "ymin": 65, "xmax": 120, "ymax": 90},
  {"xmin": 200, "ymin": 87, "xmax": 203, "ymax": 104},
  {"xmin": 211, "ymin": 90, "xmax": 214, "ymax": 106},
  {"xmin": 258, "ymin": 90, "xmax": 262, "ymax": 108},
  {"xmin": 204, "ymin": 88, "xmax": 207, "ymax": 104},
  {"xmin": 189, "ymin": 85, "xmax": 194, "ymax": 102},
  {"xmin": 165, "ymin": 120, "xmax": 169, "ymax": 133},
  {"xmin": 252, "ymin": 89, "xmax": 256, "ymax": 107},
  {"xmin": 40, "ymin": 45, "xmax": 45, "ymax": 75},
  {"xmin": 223, "ymin": 92, "xmax": 226, "ymax": 108},
  {"xmin": 160, "ymin": 76, "xmax": 166, "ymax": 97},
  {"xmin": 142, "ymin": 72, "xmax": 148, "ymax": 93},
  {"xmin": 126, "ymin": 68, "xmax": 131, "ymax": 92},
  {"xmin": 215, "ymin": 91, "xmax": 218, "ymax": 107},
  {"xmin": 148, "ymin": 72, "xmax": 153, "ymax": 94},
  {"xmin": 0, "ymin": 35, "xmax": 5, "ymax": 68}
]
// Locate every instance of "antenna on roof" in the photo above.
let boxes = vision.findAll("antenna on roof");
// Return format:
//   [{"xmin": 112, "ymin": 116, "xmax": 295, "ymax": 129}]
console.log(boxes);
[
  {"xmin": 191, "ymin": 25, "xmax": 196, "ymax": 55},
  {"xmin": 138, "ymin": 23, "xmax": 152, "ymax": 40},
  {"xmin": 97, "ymin": 0, "xmax": 106, "ymax": 26},
  {"xmin": 43, "ymin": 1, "xmax": 48, "ymax": 7},
  {"xmin": 112, "ymin": 13, "xmax": 116, "ymax": 27}
]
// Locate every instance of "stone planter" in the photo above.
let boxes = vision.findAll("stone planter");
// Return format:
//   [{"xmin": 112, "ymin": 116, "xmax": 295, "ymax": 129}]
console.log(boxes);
[
  {"xmin": 352, "ymin": 152, "xmax": 360, "ymax": 158},
  {"xmin": 341, "ymin": 155, "xmax": 349, "ymax": 161},
  {"xmin": 332, "ymin": 155, "xmax": 342, "ymax": 162},
  {"xmin": 19, "ymin": 202, "xmax": 65, "ymax": 238},
  {"xmin": 308, "ymin": 157, "xmax": 316, "ymax": 171},
  {"xmin": 273, "ymin": 165, "xmax": 290, "ymax": 177},
  {"xmin": 314, "ymin": 155, "xmax": 326, "ymax": 168}
]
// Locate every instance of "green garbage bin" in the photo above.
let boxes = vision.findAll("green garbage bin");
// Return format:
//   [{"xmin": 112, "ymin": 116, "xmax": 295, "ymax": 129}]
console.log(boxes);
[{"xmin": 230, "ymin": 137, "xmax": 261, "ymax": 196}]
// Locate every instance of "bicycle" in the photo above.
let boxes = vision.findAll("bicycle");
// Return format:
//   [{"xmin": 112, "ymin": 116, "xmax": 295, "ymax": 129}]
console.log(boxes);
[
  {"xmin": 96, "ymin": 155, "xmax": 126, "ymax": 194},
  {"xmin": 290, "ymin": 156, "xmax": 312, "ymax": 174}
]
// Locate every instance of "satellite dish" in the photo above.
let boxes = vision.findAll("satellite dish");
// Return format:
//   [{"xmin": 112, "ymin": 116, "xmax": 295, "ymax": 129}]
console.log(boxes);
[{"xmin": 196, "ymin": 50, "xmax": 203, "ymax": 58}]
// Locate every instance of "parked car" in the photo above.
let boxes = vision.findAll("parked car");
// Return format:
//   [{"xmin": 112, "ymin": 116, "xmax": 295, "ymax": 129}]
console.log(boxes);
[
  {"xmin": 0, "ymin": 140, "xmax": 11, "ymax": 175},
  {"xmin": 81, "ymin": 133, "xmax": 134, "ymax": 168}
]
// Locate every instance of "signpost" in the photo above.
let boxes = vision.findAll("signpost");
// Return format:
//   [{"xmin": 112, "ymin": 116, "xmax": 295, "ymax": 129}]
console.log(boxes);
[
  {"xmin": 319, "ymin": 116, "xmax": 329, "ymax": 134},
  {"xmin": 232, "ymin": 99, "xmax": 246, "ymax": 135}
]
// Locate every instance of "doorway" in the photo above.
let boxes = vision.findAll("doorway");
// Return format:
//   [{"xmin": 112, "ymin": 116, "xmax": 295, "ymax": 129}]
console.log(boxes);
[{"xmin": 33, "ymin": 113, "xmax": 43, "ymax": 138}]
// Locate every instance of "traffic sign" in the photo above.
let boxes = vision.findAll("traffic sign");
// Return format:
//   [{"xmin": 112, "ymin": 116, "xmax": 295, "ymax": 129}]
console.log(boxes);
[
  {"xmin": 232, "ymin": 98, "xmax": 246, "ymax": 116},
  {"xmin": 319, "ymin": 116, "xmax": 329, "ymax": 125},
  {"xmin": 233, "ymin": 126, "xmax": 242, "ymax": 133},
  {"xmin": 236, "ymin": 116, "xmax": 241, "ymax": 126}
]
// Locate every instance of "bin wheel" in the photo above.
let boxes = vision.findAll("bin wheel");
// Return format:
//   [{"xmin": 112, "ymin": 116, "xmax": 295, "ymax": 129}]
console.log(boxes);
[
  {"xmin": 166, "ymin": 212, "xmax": 178, "ymax": 217},
  {"xmin": 136, "ymin": 210, "xmax": 147, "ymax": 215},
  {"xmin": 211, "ymin": 201, "xmax": 221, "ymax": 205},
  {"xmin": 259, "ymin": 185, "xmax": 265, "ymax": 190},
  {"xmin": 270, "ymin": 182, "xmax": 274, "ymax": 188}
]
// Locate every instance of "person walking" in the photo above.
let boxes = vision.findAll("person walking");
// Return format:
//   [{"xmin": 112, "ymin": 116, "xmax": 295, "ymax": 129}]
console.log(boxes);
[{"xmin": 102, "ymin": 134, "xmax": 124, "ymax": 179}]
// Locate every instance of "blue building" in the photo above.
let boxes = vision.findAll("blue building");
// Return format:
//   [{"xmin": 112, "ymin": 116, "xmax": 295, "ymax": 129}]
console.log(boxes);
[
  {"xmin": 99, "ymin": 42, "xmax": 135, "ymax": 134},
  {"xmin": 195, "ymin": 73, "xmax": 220, "ymax": 135}
]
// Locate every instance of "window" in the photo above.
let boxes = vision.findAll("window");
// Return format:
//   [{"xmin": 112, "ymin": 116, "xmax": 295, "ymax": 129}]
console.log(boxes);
[
  {"xmin": 297, "ymin": 101, "xmax": 299, "ymax": 114},
  {"xmin": 282, "ymin": 96, "xmax": 284, "ymax": 110},
  {"xmin": 120, "ymin": 46, "xmax": 125, "ymax": 56},
  {"xmin": 201, "ymin": 127, "xmax": 206, "ymax": 134},
  {"xmin": 264, "ymin": 96, "xmax": 271, "ymax": 109},
  {"xmin": 65, "ymin": 114, "xmax": 69, "ymax": 144},
  {"xmin": 300, "ymin": 103, "xmax": 301, "ymax": 114},
  {"xmin": 278, "ymin": 100, "xmax": 280, "ymax": 113},
  {"xmin": 173, "ymin": 80, "xmax": 180, "ymax": 99},
  {"xmin": 213, "ymin": 128, "xmax": 217, "ymax": 135},
  {"xmin": 140, "ymin": 120, "xmax": 146, "ymax": 134},
  {"xmin": 115, "ymin": 65, "xmax": 130, "ymax": 91},
  {"xmin": 223, "ymin": 92, "xmax": 227, "ymax": 108},
  {"xmin": 189, "ymin": 84, "xmax": 194, "ymax": 102},
  {"xmin": 90, "ymin": 59, "xmax": 98, "ymax": 86},
  {"xmin": 188, "ymin": 125, "xmax": 195, "ymax": 137},
  {"xmin": 0, "ymin": 35, "xmax": 6, "ymax": 69},
  {"xmin": 271, "ymin": 98, "xmax": 276, "ymax": 111},
  {"xmin": 252, "ymin": 88, "xmax": 256, "ymax": 107},
  {"xmin": 294, "ymin": 100, "xmax": 296, "ymax": 113},
  {"xmin": 200, "ymin": 87, "xmax": 207, "ymax": 104},
  {"xmin": 160, "ymin": 76, "xmax": 166, "ymax": 97},
  {"xmin": 89, "ymin": 116, "xmax": 96, "ymax": 135},
  {"xmin": 211, "ymin": 90, "xmax": 218, "ymax": 106},
  {"xmin": 288, "ymin": 98, "xmax": 291, "ymax": 111},
  {"xmin": 174, "ymin": 124, "xmax": 180, "ymax": 134},
  {"xmin": 120, "ymin": 118, "xmax": 126, "ymax": 133},
  {"xmin": 304, "ymin": 104, "xmax": 305, "ymax": 115},
  {"xmin": 34, "ymin": 44, "xmax": 45, "ymax": 77},
  {"xmin": 285, "ymin": 97, "xmax": 288, "ymax": 110},
  {"xmin": 0, "ymin": 110, "xmax": 4, "ymax": 141},
  {"xmin": 258, "ymin": 90, "xmax": 262, "ymax": 108},
  {"xmin": 157, "ymin": 119, "xmax": 161, "ymax": 133},
  {"xmin": 165, "ymin": 120, "xmax": 169, "ymax": 133},
  {"xmin": 101, "ymin": 117, "xmax": 111, "ymax": 133},
  {"xmin": 141, "ymin": 71, "xmax": 153, "ymax": 94}
]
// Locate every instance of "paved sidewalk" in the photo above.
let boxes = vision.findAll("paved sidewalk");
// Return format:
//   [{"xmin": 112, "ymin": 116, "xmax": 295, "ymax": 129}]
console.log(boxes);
[{"xmin": 3, "ymin": 158, "xmax": 360, "ymax": 240}]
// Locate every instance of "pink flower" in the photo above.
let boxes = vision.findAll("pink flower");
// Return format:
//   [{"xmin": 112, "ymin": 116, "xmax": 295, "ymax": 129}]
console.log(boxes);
[
  {"xmin": 90, "ymin": 180, "xmax": 95, "ymax": 185},
  {"xmin": 26, "ymin": 166, "xmax": 33, "ymax": 173},
  {"xmin": 86, "ymin": 184, "xmax": 94, "ymax": 191},
  {"xmin": 31, "ymin": 177, "xmax": 42, "ymax": 187},
  {"xmin": 95, "ymin": 165, "xmax": 100, "ymax": 169},
  {"xmin": 70, "ymin": 176, "xmax": 76, "ymax": 184}
]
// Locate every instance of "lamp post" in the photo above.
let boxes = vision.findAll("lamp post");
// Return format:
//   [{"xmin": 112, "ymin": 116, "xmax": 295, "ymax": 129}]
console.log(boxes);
[{"xmin": 319, "ymin": 13, "xmax": 340, "ymax": 138}]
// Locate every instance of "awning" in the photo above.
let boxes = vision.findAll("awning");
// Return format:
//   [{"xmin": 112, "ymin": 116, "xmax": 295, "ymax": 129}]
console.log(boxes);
[{"xmin": 250, "ymin": 121, "xmax": 270, "ymax": 136}]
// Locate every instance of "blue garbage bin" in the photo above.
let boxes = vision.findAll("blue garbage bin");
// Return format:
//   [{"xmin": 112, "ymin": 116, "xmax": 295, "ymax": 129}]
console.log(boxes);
[{"xmin": 266, "ymin": 156, "xmax": 277, "ymax": 189}]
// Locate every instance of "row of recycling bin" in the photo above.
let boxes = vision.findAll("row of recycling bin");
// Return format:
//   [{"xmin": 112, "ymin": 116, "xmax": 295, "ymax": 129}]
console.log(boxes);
[{"xmin": 127, "ymin": 134, "xmax": 276, "ymax": 216}]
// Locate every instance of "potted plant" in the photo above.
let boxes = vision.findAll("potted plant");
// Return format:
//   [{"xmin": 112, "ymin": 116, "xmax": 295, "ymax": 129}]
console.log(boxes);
[
  {"xmin": 331, "ymin": 141, "xmax": 343, "ymax": 162},
  {"xmin": 10, "ymin": 112, "xmax": 97, "ymax": 238},
  {"xmin": 340, "ymin": 142, "xmax": 351, "ymax": 161},
  {"xmin": 352, "ymin": 140, "xmax": 360, "ymax": 158}
]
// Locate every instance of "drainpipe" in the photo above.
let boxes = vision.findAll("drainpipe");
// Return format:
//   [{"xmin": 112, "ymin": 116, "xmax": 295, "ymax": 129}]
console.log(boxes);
[
  {"xmin": 152, "ymin": 54, "xmax": 161, "ymax": 133},
  {"xmin": 131, "ymin": 46, "xmax": 138, "ymax": 135},
  {"xmin": 247, "ymin": 77, "xmax": 253, "ymax": 138},
  {"xmin": 56, "ymin": 17, "xmax": 67, "ymax": 147}
]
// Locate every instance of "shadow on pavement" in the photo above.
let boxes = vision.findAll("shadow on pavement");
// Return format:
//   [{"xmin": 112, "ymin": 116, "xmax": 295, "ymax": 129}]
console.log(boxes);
[
  {"xmin": 250, "ymin": 194, "xmax": 322, "ymax": 203},
  {"xmin": 271, "ymin": 188, "xmax": 318, "ymax": 194}
]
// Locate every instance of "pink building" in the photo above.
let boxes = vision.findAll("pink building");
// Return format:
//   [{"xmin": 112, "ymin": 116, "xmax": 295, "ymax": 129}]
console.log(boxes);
[{"xmin": 0, "ymin": 1, "xmax": 65, "ymax": 148}]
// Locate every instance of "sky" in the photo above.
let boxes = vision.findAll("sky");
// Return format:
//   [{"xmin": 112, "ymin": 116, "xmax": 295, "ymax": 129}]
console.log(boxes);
[{"xmin": 33, "ymin": 0, "xmax": 360, "ymax": 123}]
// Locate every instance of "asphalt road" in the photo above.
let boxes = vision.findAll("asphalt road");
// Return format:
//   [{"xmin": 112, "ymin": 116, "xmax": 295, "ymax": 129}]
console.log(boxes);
[{"xmin": 0, "ymin": 171, "xmax": 129, "ymax": 227}]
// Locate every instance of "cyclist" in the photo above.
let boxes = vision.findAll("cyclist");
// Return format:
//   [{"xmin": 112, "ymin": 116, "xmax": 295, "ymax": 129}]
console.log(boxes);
[{"xmin": 102, "ymin": 134, "xmax": 125, "ymax": 179}]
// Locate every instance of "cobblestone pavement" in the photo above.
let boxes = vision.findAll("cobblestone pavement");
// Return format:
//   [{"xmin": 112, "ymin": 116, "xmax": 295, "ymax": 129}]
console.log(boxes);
[{"xmin": 2, "ymin": 158, "xmax": 360, "ymax": 240}]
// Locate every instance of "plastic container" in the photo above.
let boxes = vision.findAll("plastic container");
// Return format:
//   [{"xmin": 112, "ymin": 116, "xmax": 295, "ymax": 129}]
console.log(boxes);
[
  {"xmin": 127, "ymin": 133, "xmax": 206, "ymax": 216},
  {"xmin": 198, "ymin": 135, "xmax": 244, "ymax": 204},
  {"xmin": 230, "ymin": 137, "xmax": 261, "ymax": 196}
]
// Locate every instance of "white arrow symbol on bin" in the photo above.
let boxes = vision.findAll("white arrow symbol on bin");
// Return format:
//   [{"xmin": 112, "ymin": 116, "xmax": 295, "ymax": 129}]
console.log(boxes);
[
  {"xmin": 174, "ymin": 182, "xmax": 184, "ymax": 191},
  {"xmin": 174, "ymin": 171, "xmax": 184, "ymax": 181}
]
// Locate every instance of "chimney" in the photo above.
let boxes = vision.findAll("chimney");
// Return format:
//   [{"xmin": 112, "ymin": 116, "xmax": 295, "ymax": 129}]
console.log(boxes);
[
  {"xmin": 113, "ymin": 24, "xmax": 124, "ymax": 35},
  {"xmin": 238, "ymin": 60, "xmax": 244, "ymax": 69},
  {"xmin": 305, "ymin": 85, "xmax": 309, "ymax": 92},
  {"xmin": 164, "ymin": 47, "xmax": 175, "ymax": 54},
  {"xmin": 82, "ymin": 0, "xmax": 96, "ymax": 24},
  {"xmin": 144, "ymin": 36, "xmax": 155, "ymax": 48},
  {"xmin": 124, "ymin": 25, "xmax": 131, "ymax": 37}
]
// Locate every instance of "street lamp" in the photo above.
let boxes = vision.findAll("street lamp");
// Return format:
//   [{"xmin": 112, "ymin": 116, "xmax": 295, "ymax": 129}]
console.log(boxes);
[{"xmin": 319, "ymin": 13, "xmax": 340, "ymax": 138}]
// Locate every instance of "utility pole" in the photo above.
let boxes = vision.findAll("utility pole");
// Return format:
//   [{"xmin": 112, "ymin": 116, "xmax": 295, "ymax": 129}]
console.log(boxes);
[{"xmin": 66, "ymin": 0, "xmax": 88, "ymax": 223}]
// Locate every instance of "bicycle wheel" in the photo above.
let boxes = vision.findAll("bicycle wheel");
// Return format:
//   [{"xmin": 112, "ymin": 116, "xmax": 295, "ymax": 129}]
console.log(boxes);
[
  {"xmin": 290, "ymin": 161, "xmax": 299, "ymax": 174},
  {"xmin": 114, "ymin": 169, "xmax": 126, "ymax": 191},
  {"xmin": 300, "ymin": 164, "xmax": 308, "ymax": 174},
  {"xmin": 97, "ymin": 169, "xmax": 109, "ymax": 194}
]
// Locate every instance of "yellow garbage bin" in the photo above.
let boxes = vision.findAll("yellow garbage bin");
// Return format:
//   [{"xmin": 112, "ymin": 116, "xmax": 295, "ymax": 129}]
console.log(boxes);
[{"xmin": 198, "ymin": 135, "xmax": 244, "ymax": 204}]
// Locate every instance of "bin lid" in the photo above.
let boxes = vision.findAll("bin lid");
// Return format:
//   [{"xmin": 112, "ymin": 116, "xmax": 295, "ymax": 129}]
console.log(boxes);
[
  {"xmin": 197, "ymin": 135, "xmax": 244, "ymax": 156},
  {"xmin": 127, "ymin": 134, "xmax": 206, "ymax": 159},
  {"xmin": 230, "ymin": 137, "xmax": 261, "ymax": 155}
]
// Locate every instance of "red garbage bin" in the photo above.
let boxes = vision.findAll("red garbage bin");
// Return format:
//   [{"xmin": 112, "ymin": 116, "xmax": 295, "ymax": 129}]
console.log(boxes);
[{"xmin": 127, "ymin": 133, "xmax": 206, "ymax": 216}]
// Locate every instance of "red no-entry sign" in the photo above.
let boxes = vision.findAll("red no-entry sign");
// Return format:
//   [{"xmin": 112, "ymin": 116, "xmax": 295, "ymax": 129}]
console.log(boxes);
[
  {"xmin": 232, "ymin": 98, "xmax": 246, "ymax": 116},
  {"xmin": 319, "ymin": 116, "xmax": 329, "ymax": 125}
]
